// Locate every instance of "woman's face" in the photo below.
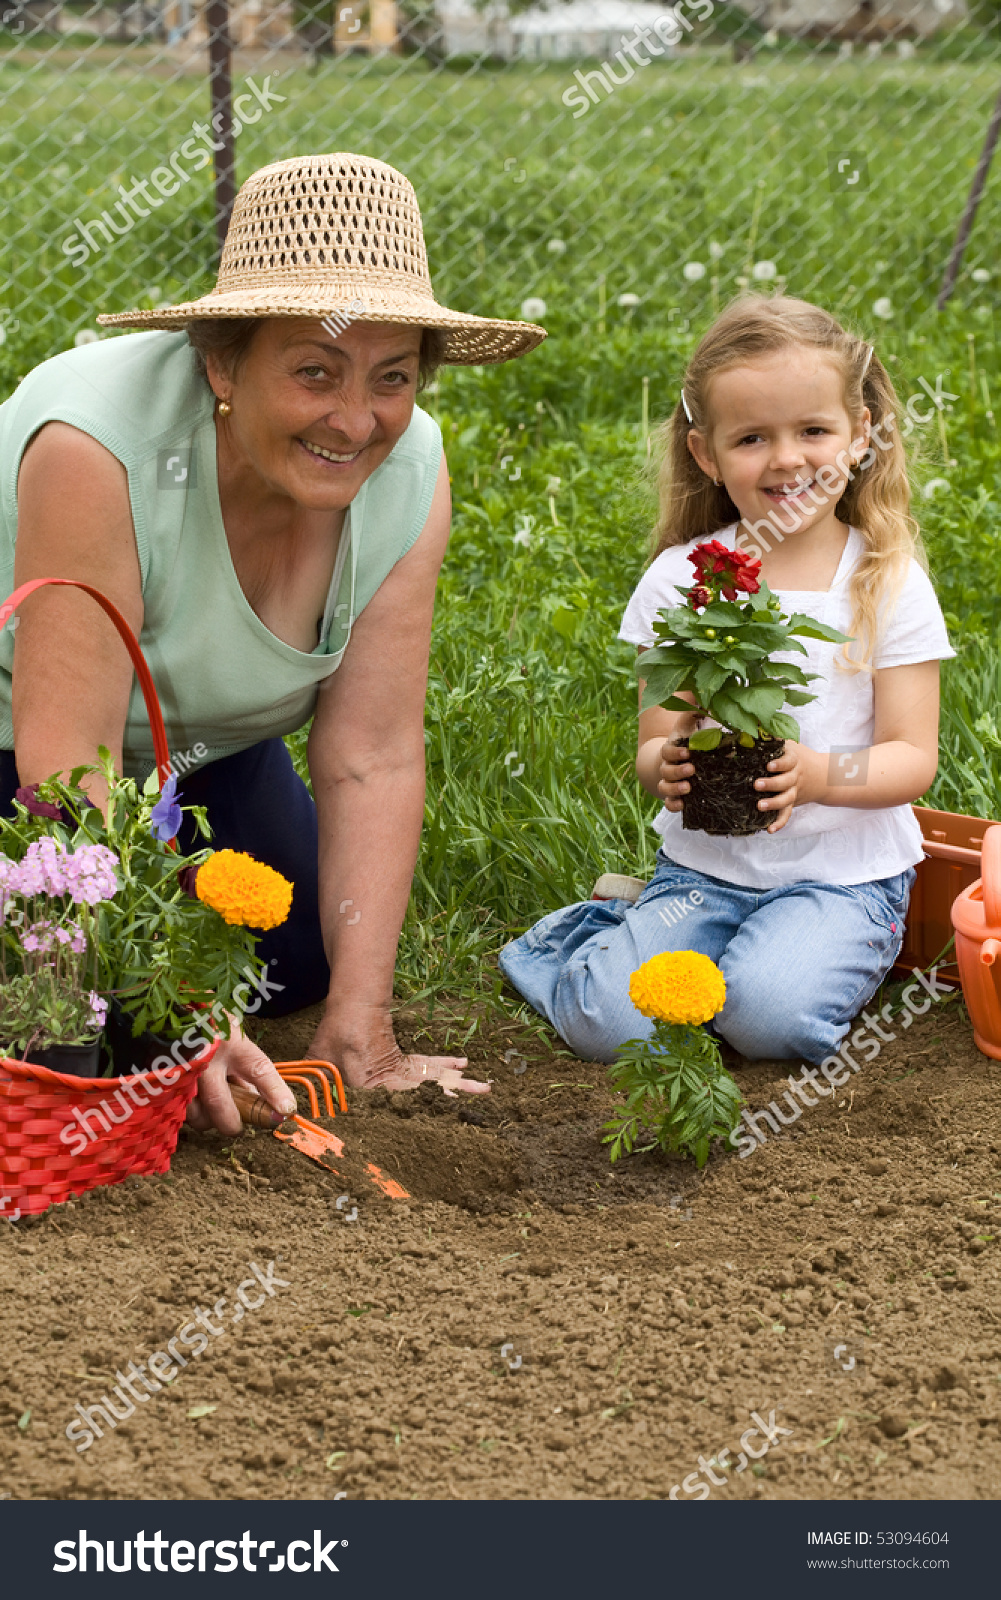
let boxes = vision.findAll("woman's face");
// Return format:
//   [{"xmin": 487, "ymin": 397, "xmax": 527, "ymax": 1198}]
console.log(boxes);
[{"xmin": 209, "ymin": 317, "xmax": 424, "ymax": 510}]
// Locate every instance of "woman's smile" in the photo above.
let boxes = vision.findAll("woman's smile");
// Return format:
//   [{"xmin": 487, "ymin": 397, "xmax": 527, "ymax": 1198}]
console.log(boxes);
[{"xmin": 297, "ymin": 437, "xmax": 364, "ymax": 466}]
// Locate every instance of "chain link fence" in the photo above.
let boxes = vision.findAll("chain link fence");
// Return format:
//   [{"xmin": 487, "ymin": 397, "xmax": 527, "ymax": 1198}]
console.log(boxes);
[{"xmin": 2, "ymin": 1, "xmax": 1001, "ymax": 377}]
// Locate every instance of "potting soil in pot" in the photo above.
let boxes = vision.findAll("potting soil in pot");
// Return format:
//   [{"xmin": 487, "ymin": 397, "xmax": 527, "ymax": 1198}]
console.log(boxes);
[{"xmin": 683, "ymin": 735, "xmax": 785, "ymax": 836}]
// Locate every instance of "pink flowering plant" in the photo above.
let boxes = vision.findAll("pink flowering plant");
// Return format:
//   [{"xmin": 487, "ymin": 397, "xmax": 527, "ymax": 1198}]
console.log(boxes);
[
  {"xmin": 0, "ymin": 748, "xmax": 265, "ymax": 1064},
  {"xmin": 0, "ymin": 839, "xmax": 115, "ymax": 1058}
]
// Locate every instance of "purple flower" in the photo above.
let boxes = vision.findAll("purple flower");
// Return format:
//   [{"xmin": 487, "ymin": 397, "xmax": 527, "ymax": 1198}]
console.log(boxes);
[
  {"xmin": 15, "ymin": 784, "xmax": 64, "ymax": 822},
  {"xmin": 150, "ymin": 774, "xmax": 183, "ymax": 844},
  {"xmin": 177, "ymin": 864, "xmax": 199, "ymax": 899},
  {"xmin": 88, "ymin": 992, "xmax": 108, "ymax": 1029}
]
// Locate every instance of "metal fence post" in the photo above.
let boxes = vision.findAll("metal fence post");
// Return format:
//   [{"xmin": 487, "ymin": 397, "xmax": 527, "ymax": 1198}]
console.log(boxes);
[
  {"xmin": 937, "ymin": 82, "xmax": 1001, "ymax": 311},
  {"xmin": 206, "ymin": 0, "xmax": 235, "ymax": 257}
]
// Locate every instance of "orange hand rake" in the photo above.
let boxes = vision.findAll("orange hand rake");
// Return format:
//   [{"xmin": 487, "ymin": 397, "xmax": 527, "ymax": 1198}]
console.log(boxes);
[{"xmin": 232, "ymin": 1059, "xmax": 410, "ymax": 1199}]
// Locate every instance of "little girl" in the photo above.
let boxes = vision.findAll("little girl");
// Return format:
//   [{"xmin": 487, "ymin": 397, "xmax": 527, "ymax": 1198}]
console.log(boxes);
[{"xmin": 499, "ymin": 294, "xmax": 955, "ymax": 1066}]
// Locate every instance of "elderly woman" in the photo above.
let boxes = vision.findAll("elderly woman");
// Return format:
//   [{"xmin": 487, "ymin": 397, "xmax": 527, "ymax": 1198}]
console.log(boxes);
[{"xmin": 0, "ymin": 153, "xmax": 544, "ymax": 1130}]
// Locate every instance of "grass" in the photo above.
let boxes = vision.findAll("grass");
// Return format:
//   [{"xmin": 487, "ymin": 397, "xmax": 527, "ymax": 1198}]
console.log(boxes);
[{"xmin": 3, "ymin": 53, "xmax": 1001, "ymax": 1007}]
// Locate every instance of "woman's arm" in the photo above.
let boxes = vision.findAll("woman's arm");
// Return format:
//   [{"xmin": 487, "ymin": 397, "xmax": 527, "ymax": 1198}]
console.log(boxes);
[
  {"xmin": 12, "ymin": 423, "xmax": 144, "ymax": 794},
  {"xmin": 305, "ymin": 452, "xmax": 487, "ymax": 1095},
  {"xmin": 753, "ymin": 659, "xmax": 941, "ymax": 831}
]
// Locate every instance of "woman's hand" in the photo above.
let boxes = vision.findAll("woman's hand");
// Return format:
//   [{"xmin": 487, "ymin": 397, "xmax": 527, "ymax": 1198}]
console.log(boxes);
[
  {"xmin": 186, "ymin": 1025, "xmax": 297, "ymax": 1136},
  {"xmin": 655, "ymin": 710, "xmax": 703, "ymax": 812},
  {"xmin": 307, "ymin": 1007, "xmax": 490, "ymax": 1098},
  {"xmin": 753, "ymin": 740, "xmax": 825, "ymax": 831}
]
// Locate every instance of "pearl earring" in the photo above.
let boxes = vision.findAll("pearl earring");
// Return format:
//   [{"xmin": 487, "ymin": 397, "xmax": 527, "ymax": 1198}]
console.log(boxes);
[{"xmin": 217, "ymin": 400, "xmax": 232, "ymax": 416}]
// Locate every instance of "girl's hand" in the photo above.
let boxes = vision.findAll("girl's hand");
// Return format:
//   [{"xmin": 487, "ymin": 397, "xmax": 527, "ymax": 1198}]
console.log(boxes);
[
  {"xmin": 656, "ymin": 711, "xmax": 703, "ymax": 812},
  {"xmin": 753, "ymin": 740, "xmax": 824, "ymax": 832}
]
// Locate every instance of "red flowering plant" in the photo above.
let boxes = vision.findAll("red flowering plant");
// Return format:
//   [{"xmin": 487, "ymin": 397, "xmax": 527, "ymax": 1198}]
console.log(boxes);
[{"xmin": 636, "ymin": 540, "xmax": 848, "ymax": 753}]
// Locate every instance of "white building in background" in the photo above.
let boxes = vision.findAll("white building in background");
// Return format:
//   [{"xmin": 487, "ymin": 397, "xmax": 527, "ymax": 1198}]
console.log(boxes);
[
  {"xmin": 729, "ymin": 0, "xmax": 967, "ymax": 38},
  {"xmin": 511, "ymin": 0, "xmax": 687, "ymax": 59},
  {"xmin": 434, "ymin": 0, "xmax": 965, "ymax": 56},
  {"xmin": 434, "ymin": 0, "xmax": 689, "ymax": 59}
]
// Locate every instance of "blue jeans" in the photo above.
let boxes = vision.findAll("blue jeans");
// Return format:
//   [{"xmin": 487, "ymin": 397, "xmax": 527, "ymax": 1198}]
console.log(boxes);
[
  {"xmin": 0, "ymin": 740, "xmax": 329, "ymax": 1017},
  {"xmin": 498, "ymin": 851, "xmax": 916, "ymax": 1065}
]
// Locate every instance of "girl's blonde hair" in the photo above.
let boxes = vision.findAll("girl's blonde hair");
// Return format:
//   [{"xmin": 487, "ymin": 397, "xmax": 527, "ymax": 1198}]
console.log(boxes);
[{"xmin": 652, "ymin": 293, "xmax": 923, "ymax": 672}]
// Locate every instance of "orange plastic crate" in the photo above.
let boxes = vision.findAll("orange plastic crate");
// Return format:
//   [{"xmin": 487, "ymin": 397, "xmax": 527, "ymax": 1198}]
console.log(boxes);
[{"xmin": 892, "ymin": 805, "xmax": 995, "ymax": 985}]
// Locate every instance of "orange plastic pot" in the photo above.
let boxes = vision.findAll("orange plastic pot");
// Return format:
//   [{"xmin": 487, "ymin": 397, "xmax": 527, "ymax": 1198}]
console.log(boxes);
[{"xmin": 951, "ymin": 823, "xmax": 1001, "ymax": 1059}]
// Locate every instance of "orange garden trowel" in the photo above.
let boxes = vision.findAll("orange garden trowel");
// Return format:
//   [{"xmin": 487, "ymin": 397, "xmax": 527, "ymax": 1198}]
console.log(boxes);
[{"xmin": 230, "ymin": 1060, "xmax": 409, "ymax": 1199}]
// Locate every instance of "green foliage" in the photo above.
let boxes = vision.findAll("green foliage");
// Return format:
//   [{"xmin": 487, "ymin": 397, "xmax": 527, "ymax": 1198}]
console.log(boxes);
[
  {"xmin": 0, "ymin": 753, "xmax": 263, "ymax": 1042},
  {"xmin": 638, "ymin": 580, "xmax": 849, "ymax": 742},
  {"xmin": 603, "ymin": 1019, "xmax": 743, "ymax": 1168},
  {"xmin": 926, "ymin": 630, "xmax": 1001, "ymax": 819},
  {"xmin": 0, "ymin": 971, "xmax": 99, "ymax": 1058}
]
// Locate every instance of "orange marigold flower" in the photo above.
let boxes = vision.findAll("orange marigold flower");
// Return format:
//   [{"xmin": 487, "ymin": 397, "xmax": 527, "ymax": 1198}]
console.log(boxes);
[
  {"xmin": 628, "ymin": 950, "xmax": 726, "ymax": 1026},
  {"xmin": 195, "ymin": 849, "xmax": 293, "ymax": 931}
]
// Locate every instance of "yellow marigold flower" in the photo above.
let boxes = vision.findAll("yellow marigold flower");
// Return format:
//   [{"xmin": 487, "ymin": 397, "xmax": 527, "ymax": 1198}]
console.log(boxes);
[
  {"xmin": 195, "ymin": 849, "xmax": 293, "ymax": 931},
  {"xmin": 628, "ymin": 950, "xmax": 726, "ymax": 1026}
]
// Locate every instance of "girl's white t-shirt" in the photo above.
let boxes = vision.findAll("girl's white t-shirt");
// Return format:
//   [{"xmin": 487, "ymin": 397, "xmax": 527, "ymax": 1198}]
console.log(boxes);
[{"xmin": 618, "ymin": 524, "xmax": 956, "ymax": 889}]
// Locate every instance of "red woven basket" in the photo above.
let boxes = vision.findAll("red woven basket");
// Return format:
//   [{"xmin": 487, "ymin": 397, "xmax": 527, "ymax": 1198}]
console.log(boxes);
[{"xmin": 0, "ymin": 578, "xmax": 219, "ymax": 1218}]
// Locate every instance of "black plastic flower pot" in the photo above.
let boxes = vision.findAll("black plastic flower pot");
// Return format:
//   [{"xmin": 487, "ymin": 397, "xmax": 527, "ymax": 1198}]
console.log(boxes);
[
  {"xmin": 682, "ymin": 733, "xmax": 785, "ymax": 836},
  {"xmin": 102, "ymin": 997, "xmax": 179, "ymax": 1078},
  {"xmin": 23, "ymin": 1039, "xmax": 103, "ymax": 1078}
]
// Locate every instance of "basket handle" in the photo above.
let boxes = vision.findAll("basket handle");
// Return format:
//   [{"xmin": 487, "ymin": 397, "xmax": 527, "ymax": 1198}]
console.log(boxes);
[
  {"xmin": 981, "ymin": 823, "xmax": 1001, "ymax": 929},
  {"xmin": 0, "ymin": 578, "xmax": 171, "ymax": 788}
]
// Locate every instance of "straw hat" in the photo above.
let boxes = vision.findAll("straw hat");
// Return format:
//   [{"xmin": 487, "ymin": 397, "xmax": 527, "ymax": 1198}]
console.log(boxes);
[{"xmin": 97, "ymin": 152, "xmax": 546, "ymax": 366}]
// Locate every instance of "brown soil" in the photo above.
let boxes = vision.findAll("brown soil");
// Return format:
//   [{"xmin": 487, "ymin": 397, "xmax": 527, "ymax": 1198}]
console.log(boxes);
[
  {"xmin": 1, "ymin": 990, "xmax": 1000, "ymax": 1502},
  {"xmin": 684, "ymin": 734, "xmax": 785, "ymax": 835}
]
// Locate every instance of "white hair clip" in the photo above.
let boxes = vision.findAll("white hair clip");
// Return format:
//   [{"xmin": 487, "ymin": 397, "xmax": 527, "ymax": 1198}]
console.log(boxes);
[
  {"xmin": 680, "ymin": 388, "xmax": 693, "ymax": 423},
  {"xmin": 861, "ymin": 344, "xmax": 874, "ymax": 377}
]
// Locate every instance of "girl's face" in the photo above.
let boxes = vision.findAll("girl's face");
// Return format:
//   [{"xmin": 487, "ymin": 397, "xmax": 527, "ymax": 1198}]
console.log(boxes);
[{"xmin": 687, "ymin": 348, "xmax": 870, "ymax": 536}]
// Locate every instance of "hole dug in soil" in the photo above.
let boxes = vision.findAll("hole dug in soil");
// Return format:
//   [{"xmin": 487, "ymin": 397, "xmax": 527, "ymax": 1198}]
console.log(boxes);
[{"xmin": 0, "ymin": 997, "xmax": 999, "ymax": 1502}]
